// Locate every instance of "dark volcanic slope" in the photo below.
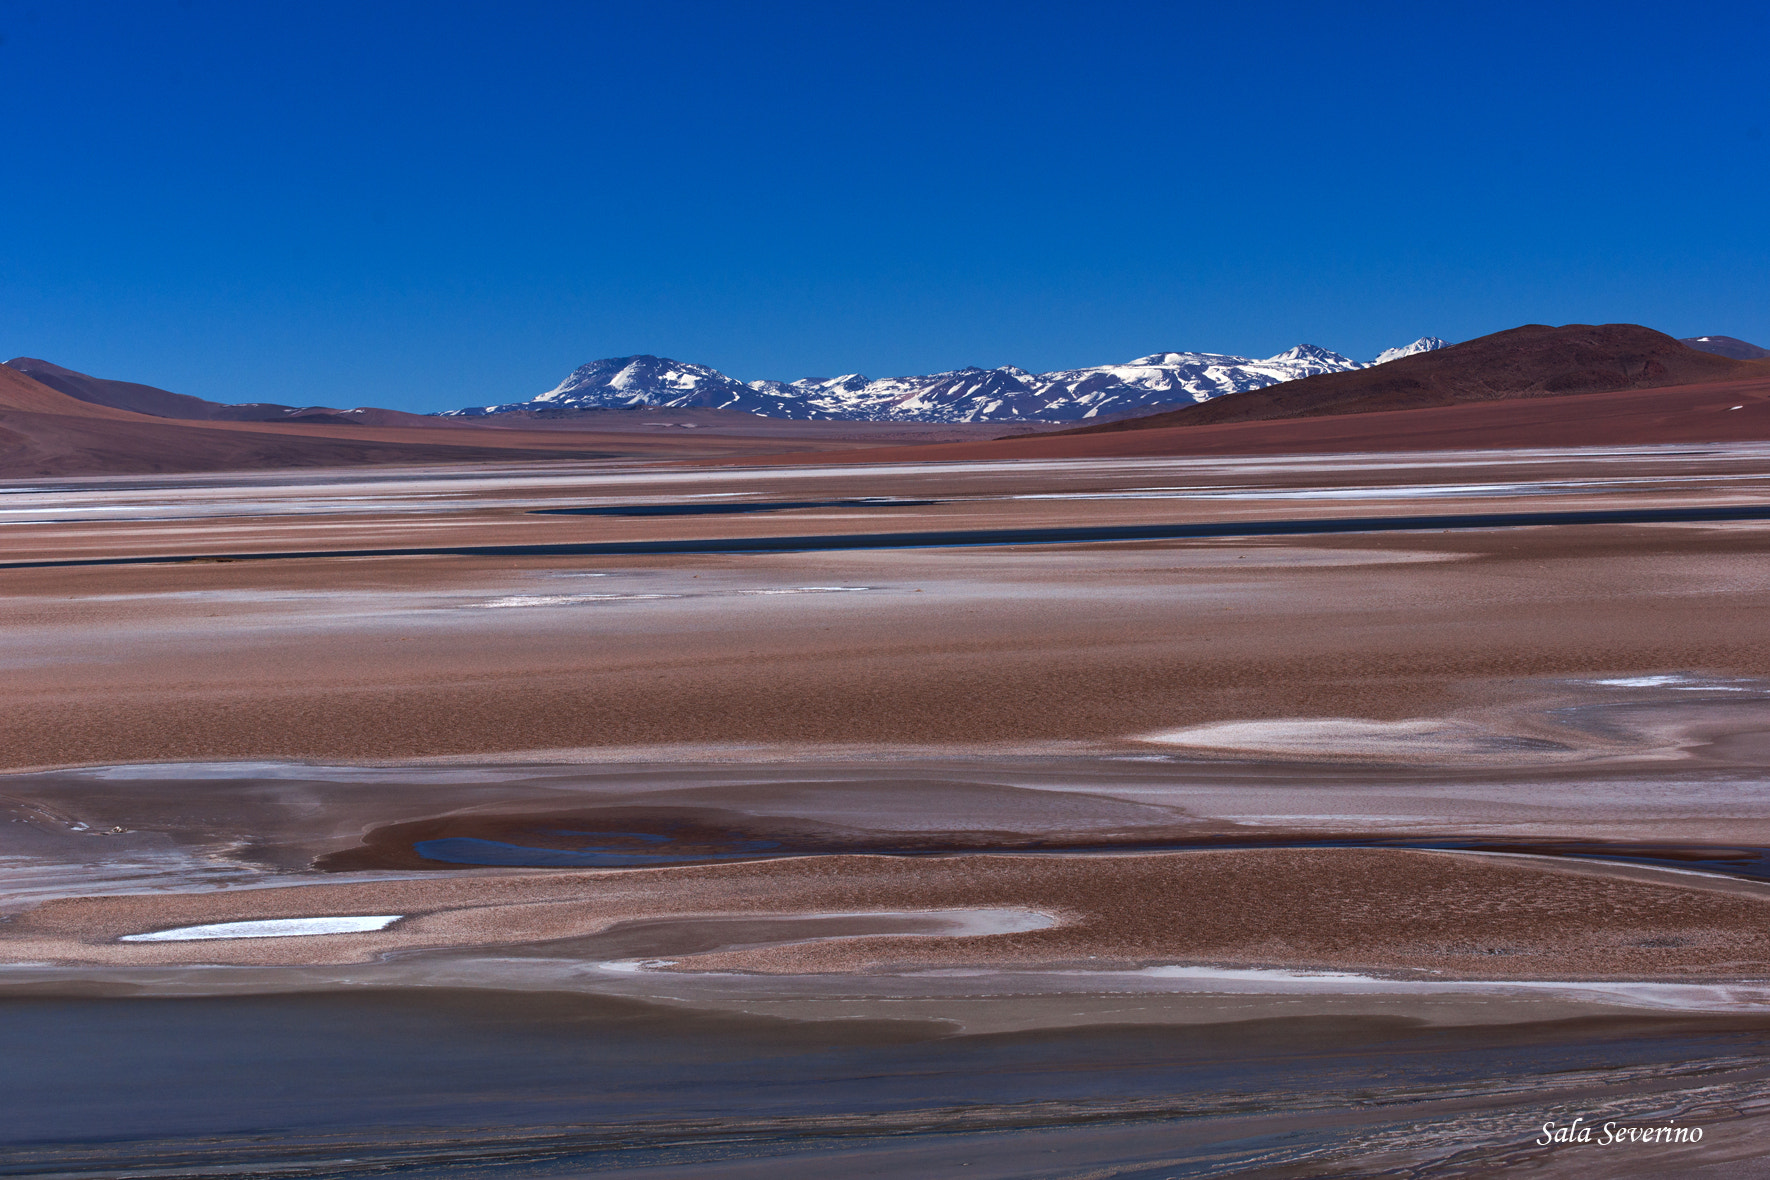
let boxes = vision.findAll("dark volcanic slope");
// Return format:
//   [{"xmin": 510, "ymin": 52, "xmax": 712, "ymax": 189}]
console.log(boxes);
[
  {"xmin": 1682, "ymin": 335, "xmax": 1770, "ymax": 360},
  {"xmin": 1065, "ymin": 324, "xmax": 1770, "ymax": 435}
]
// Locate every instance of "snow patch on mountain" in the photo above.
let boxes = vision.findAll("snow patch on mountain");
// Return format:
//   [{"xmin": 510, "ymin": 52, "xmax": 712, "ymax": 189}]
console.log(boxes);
[
  {"xmin": 1371, "ymin": 337, "xmax": 1449, "ymax": 365},
  {"xmin": 448, "ymin": 337, "xmax": 1445, "ymax": 423}
]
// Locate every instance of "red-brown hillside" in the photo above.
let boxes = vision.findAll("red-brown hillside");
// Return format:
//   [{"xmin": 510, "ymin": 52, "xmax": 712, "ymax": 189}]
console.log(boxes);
[{"xmin": 1064, "ymin": 323, "xmax": 1770, "ymax": 436}]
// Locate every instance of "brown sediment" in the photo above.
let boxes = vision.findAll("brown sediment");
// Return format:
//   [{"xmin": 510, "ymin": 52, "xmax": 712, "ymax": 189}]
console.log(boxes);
[
  {"xmin": 3, "ymin": 448, "xmax": 1770, "ymax": 998},
  {"xmin": 9, "ymin": 848, "xmax": 1770, "ymax": 981},
  {"xmin": 4, "ymin": 435, "xmax": 1770, "ymax": 773},
  {"xmin": 2, "ymin": 518, "xmax": 1767, "ymax": 770}
]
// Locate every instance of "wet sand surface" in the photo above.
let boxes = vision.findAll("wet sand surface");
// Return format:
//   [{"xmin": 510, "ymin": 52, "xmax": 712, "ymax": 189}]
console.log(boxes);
[{"xmin": 6, "ymin": 443, "xmax": 1770, "ymax": 1174}]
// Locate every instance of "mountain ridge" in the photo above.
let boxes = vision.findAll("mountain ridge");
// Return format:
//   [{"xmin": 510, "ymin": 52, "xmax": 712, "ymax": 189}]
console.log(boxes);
[{"xmin": 445, "ymin": 338, "xmax": 1449, "ymax": 424}]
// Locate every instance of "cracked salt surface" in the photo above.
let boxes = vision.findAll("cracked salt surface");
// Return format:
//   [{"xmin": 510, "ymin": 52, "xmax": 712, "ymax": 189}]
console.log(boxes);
[{"xmin": 120, "ymin": 916, "xmax": 403, "ymax": 942}]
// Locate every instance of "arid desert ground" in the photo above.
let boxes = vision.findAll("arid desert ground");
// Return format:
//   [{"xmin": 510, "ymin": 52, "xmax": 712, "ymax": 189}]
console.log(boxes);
[{"xmin": 7, "ymin": 442, "xmax": 1770, "ymax": 1176}]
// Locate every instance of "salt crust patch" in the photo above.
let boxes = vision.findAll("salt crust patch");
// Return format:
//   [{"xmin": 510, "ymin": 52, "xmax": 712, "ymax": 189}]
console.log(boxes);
[
  {"xmin": 120, "ymin": 916, "xmax": 403, "ymax": 942},
  {"xmin": 1074, "ymin": 968, "xmax": 1770, "ymax": 1013},
  {"xmin": 479, "ymin": 586, "xmax": 871, "ymax": 608},
  {"xmin": 1592, "ymin": 674, "xmax": 1758, "ymax": 692},
  {"xmin": 1136, "ymin": 718, "xmax": 1511, "ymax": 759},
  {"xmin": 1013, "ymin": 476, "xmax": 1746, "ymax": 502},
  {"xmin": 1130, "ymin": 968, "xmax": 1770, "ymax": 1013},
  {"xmin": 75, "ymin": 761, "xmax": 534, "ymax": 783},
  {"xmin": 577, "ymin": 958, "xmax": 1770, "ymax": 1014}
]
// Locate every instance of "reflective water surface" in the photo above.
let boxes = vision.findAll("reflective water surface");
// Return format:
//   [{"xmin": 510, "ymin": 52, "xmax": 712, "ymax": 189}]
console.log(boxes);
[{"xmin": 7, "ymin": 990, "xmax": 1770, "ymax": 1178}]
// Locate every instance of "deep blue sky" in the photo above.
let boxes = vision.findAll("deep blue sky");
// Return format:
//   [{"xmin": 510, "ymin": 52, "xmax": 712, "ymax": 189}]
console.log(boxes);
[{"xmin": 3, "ymin": 1, "xmax": 1767, "ymax": 412}]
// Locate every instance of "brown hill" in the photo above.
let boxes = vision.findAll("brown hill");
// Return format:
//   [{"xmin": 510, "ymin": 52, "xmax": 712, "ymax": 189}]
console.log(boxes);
[
  {"xmin": 0, "ymin": 379, "xmax": 596, "ymax": 478},
  {"xmin": 3, "ymin": 357, "xmax": 450, "ymax": 427},
  {"xmin": 1064, "ymin": 324, "xmax": 1770, "ymax": 436},
  {"xmin": 5, "ymin": 357, "xmax": 234, "ymax": 419},
  {"xmin": 0, "ymin": 363, "xmax": 148, "ymax": 419}
]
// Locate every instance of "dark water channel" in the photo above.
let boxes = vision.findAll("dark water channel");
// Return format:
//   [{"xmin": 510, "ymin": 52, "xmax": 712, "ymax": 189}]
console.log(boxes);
[
  {"xmin": 5, "ymin": 989, "xmax": 1768, "ymax": 1178},
  {"xmin": 12, "ymin": 502, "xmax": 1770, "ymax": 570},
  {"xmin": 318, "ymin": 808, "xmax": 1770, "ymax": 885}
]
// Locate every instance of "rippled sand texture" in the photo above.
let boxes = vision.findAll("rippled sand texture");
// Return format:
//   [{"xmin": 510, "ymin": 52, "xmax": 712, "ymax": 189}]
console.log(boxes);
[{"xmin": 6, "ymin": 444, "xmax": 1770, "ymax": 1176}]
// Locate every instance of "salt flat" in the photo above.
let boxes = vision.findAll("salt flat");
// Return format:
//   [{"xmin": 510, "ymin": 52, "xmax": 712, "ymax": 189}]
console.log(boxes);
[{"xmin": 5, "ymin": 443, "xmax": 1770, "ymax": 1174}]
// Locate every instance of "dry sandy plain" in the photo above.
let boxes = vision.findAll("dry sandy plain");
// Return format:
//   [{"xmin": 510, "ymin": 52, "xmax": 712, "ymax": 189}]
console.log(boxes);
[{"xmin": 7, "ymin": 440, "xmax": 1770, "ymax": 1176}]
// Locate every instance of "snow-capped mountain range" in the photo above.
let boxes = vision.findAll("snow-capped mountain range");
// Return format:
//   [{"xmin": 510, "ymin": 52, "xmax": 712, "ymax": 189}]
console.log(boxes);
[{"xmin": 445, "ymin": 337, "xmax": 1449, "ymax": 424}]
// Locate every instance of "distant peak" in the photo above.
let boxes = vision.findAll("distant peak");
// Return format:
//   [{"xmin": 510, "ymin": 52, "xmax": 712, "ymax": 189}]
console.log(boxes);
[
  {"xmin": 1679, "ymin": 335, "xmax": 1770, "ymax": 360},
  {"xmin": 1129, "ymin": 352, "xmax": 1214, "ymax": 366},
  {"xmin": 1268, "ymin": 344, "xmax": 1353, "ymax": 365},
  {"xmin": 1371, "ymin": 336, "xmax": 1450, "ymax": 365}
]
